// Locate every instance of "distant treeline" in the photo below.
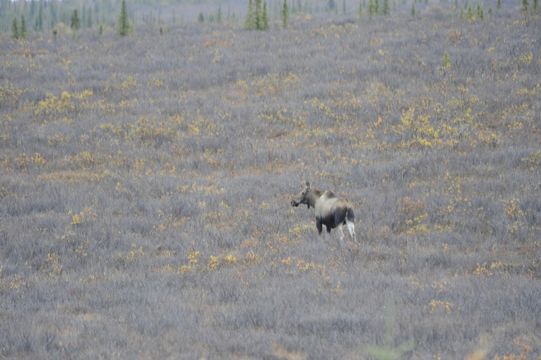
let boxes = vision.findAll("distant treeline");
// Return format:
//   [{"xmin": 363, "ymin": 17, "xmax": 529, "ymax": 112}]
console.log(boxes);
[
  {"xmin": 0, "ymin": 0, "xmax": 123, "ymax": 33},
  {"xmin": 1, "ymin": 0, "xmax": 535, "ymax": 35},
  {"xmin": 0, "ymin": 0, "xmax": 393, "ymax": 34}
]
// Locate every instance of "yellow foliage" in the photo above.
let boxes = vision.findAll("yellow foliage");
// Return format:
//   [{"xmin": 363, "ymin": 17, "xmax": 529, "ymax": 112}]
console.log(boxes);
[
  {"xmin": 505, "ymin": 199, "xmax": 524, "ymax": 220},
  {"xmin": 126, "ymin": 117, "xmax": 179, "ymax": 144},
  {"xmin": 243, "ymin": 72, "xmax": 301, "ymax": 98},
  {"xmin": 188, "ymin": 122, "xmax": 200, "ymax": 135},
  {"xmin": 493, "ymin": 336, "xmax": 534, "ymax": 360},
  {"xmin": 429, "ymin": 299, "xmax": 454, "ymax": 313},
  {"xmin": 48, "ymin": 133, "xmax": 67, "ymax": 146},
  {"xmin": 516, "ymin": 83, "xmax": 541, "ymax": 97},
  {"xmin": 35, "ymin": 93, "xmax": 68, "ymax": 115},
  {"xmin": 399, "ymin": 197, "xmax": 429, "ymax": 234},
  {"xmin": 179, "ymin": 265, "xmax": 192, "ymax": 273},
  {"xmin": 520, "ymin": 151, "xmax": 541, "ymax": 169},
  {"xmin": 188, "ymin": 250, "xmax": 200, "ymax": 265},
  {"xmin": 223, "ymin": 254, "xmax": 237, "ymax": 265},
  {"xmin": 151, "ymin": 77, "xmax": 164, "ymax": 89},
  {"xmin": 476, "ymin": 129, "xmax": 499, "ymax": 146},
  {"xmin": 313, "ymin": 22, "xmax": 358, "ymax": 39},
  {"xmin": 125, "ymin": 245, "xmax": 144, "ymax": 262},
  {"xmin": 71, "ymin": 213, "xmax": 83, "ymax": 226},
  {"xmin": 1, "ymin": 276, "xmax": 26, "ymax": 290},
  {"xmin": 152, "ymin": 264, "xmax": 177, "ymax": 273},
  {"xmin": 473, "ymin": 261, "xmax": 512, "ymax": 276},
  {"xmin": 307, "ymin": 97, "xmax": 347, "ymax": 123},
  {"xmin": 73, "ymin": 151, "xmax": 96, "ymax": 167},
  {"xmin": 441, "ymin": 51, "xmax": 452, "ymax": 72},
  {"xmin": 0, "ymin": 82, "xmax": 23, "ymax": 107},
  {"xmin": 405, "ymin": 221, "xmax": 430, "ymax": 235},
  {"xmin": 289, "ymin": 223, "xmax": 313, "ymax": 237},
  {"xmin": 296, "ymin": 259, "xmax": 314, "ymax": 272},
  {"xmin": 134, "ymin": 158, "xmax": 146, "ymax": 174},
  {"xmin": 119, "ymin": 75, "xmax": 137, "ymax": 91},
  {"xmin": 156, "ymin": 248, "xmax": 176, "ymax": 258},
  {"xmin": 394, "ymin": 107, "xmax": 441, "ymax": 149},
  {"xmin": 178, "ymin": 182, "xmax": 224, "ymax": 195},
  {"xmin": 34, "ymin": 89, "xmax": 93, "ymax": 118},
  {"xmin": 208, "ymin": 255, "xmax": 220, "ymax": 270},
  {"xmin": 32, "ymin": 153, "xmax": 46, "ymax": 166},
  {"xmin": 244, "ymin": 251, "xmax": 260, "ymax": 265},
  {"xmin": 38, "ymin": 170, "xmax": 109, "ymax": 184},
  {"xmin": 69, "ymin": 207, "xmax": 97, "ymax": 226},
  {"xmin": 447, "ymin": 97, "xmax": 464, "ymax": 109},
  {"xmin": 517, "ymin": 51, "xmax": 533, "ymax": 65},
  {"xmin": 465, "ymin": 349, "xmax": 487, "ymax": 360},
  {"xmin": 281, "ymin": 257, "xmax": 293, "ymax": 266},
  {"xmin": 46, "ymin": 252, "xmax": 62, "ymax": 275},
  {"xmin": 473, "ymin": 263, "xmax": 492, "ymax": 276}
]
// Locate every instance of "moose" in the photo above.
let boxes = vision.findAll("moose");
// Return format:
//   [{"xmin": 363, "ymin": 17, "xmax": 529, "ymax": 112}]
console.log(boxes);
[{"xmin": 291, "ymin": 182, "xmax": 356, "ymax": 245}]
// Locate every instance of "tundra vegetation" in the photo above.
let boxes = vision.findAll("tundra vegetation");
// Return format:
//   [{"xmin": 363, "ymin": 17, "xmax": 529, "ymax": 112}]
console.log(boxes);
[{"xmin": 0, "ymin": 0, "xmax": 540, "ymax": 358}]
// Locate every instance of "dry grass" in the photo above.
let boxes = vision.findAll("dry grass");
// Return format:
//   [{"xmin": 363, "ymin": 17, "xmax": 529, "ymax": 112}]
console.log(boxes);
[{"xmin": 0, "ymin": 1, "xmax": 540, "ymax": 358}]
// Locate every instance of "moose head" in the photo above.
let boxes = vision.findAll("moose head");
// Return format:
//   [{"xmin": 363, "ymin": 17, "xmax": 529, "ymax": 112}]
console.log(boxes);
[{"xmin": 291, "ymin": 181, "xmax": 314, "ymax": 208}]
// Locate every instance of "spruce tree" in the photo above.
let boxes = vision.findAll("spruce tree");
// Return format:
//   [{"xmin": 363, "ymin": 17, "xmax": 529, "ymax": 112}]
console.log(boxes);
[
  {"xmin": 82, "ymin": 5, "xmax": 87, "ymax": 28},
  {"xmin": 118, "ymin": 0, "xmax": 130, "ymax": 36},
  {"xmin": 94, "ymin": 2, "xmax": 99, "ymax": 20},
  {"xmin": 383, "ymin": 0, "xmax": 390, "ymax": 15},
  {"xmin": 71, "ymin": 9, "xmax": 80, "ymax": 31},
  {"xmin": 36, "ymin": 1, "xmax": 43, "ymax": 31},
  {"xmin": 30, "ymin": 0, "xmax": 36, "ymax": 19},
  {"xmin": 477, "ymin": 4, "xmax": 483, "ymax": 19},
  {"xmin": 251, "ymin": 0, "xmax": 269, "ymax": 31},
  {"xmin": 245, "ymin": 0, "xmax": 256, "ymax": 29},
  {"xmin": 467, "ymin": 5, "xmax": 474, "ymax": 20},
  {"xmin": 282, "ymin": 0, "xmax": 289, "ymax": 28},
  {"xmin": 254, "ymin": 0, "xmax": 262, "ymax": 30},
  {"xmin": 12, "ymin": 17, "xmax": 19, "ymax": 39},
  {"xmin": 50, "ymin": 0, "xmax": 58, "ymax": 27},
  {"xmin": 522, "ymin": 0, "xmax": 528, "ymax": 12},
  {"xmin": 20, "ymin": 15, "xmax": 27, "ymax": 39},
  {"xmin": 496, "ymin": 0, "xmax": 501, "ymax": 10},
  {"xmin": 411, "ymin": 3, "xmax": 415, "ymax": 16},
  {"xmin": 441, "ymin": 51, "xmax": 451, "ymax": 71},
  {"xmin": 217, "ymin": 5, "xmax": 222, "ymax": 23},
  {"xmin": 261, "ymin": 1, "xmax": 269, "ymax": 30},
  {"xmin": 328, "ymin": 0, "xmax": 336, "ymax": 11}
]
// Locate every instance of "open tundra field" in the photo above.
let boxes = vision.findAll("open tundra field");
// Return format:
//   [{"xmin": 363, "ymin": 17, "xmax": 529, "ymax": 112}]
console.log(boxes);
[{"xmin": 1, "ymin": 3, "xmax": 541, "ymax": 359}]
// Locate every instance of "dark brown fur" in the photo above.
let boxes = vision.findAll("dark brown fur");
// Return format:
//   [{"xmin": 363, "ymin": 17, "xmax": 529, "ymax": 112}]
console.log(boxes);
[{"xmin": 291, "ymin": 182, "xmax": 356, "ymax": 243}]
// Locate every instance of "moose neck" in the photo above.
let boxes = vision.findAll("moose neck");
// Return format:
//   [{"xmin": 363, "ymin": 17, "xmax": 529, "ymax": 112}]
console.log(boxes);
[{"xmin": 306, "ymin": 189, "xmax": 322, "ymax": 208}]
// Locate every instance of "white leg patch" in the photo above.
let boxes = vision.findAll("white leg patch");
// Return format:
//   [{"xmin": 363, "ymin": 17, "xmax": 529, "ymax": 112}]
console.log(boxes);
[
  {"xmin": 346, "ymin": 222, "xmax": 356, "ymax": 242},
  {"xmin": 338, "ymin": 226, "xmax": 345, "ymax": 245}
]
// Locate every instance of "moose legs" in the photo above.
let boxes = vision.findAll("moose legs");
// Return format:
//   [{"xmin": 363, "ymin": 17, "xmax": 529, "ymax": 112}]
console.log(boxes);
[
  {"xmin": 316, "ymin": 218, "xmax": 333, "ymax": 235},
  {"xmin": 338, "ymin": 224, "xmax": 357, "ymax": 244},
  {"xmin": 316, "ymin": 217, "xmax": 356, "ymax": 246},
  {"xmin": 316, "ymin": 218, "xmax": 323, "ymax": 235},
  {"xmin": 346, "ymin": 221, "xmax": 356, "ymax": 242}
]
